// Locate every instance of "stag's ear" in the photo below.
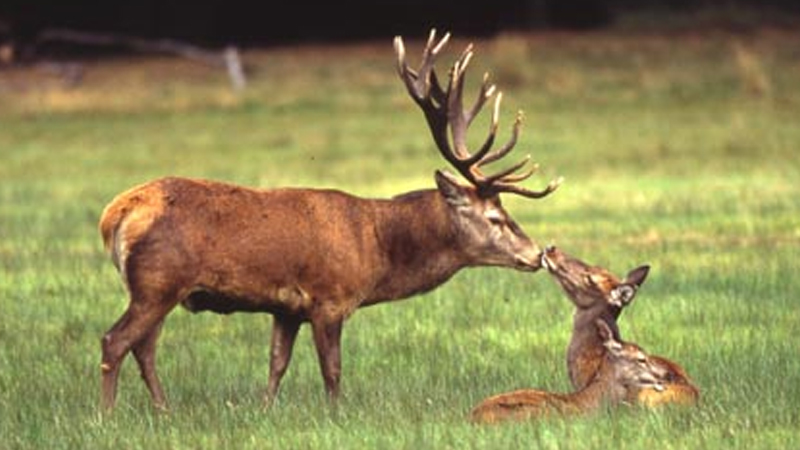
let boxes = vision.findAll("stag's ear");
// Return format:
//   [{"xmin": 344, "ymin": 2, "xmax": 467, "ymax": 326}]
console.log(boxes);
[
  {"xmin": 435, "ymin": 170, "xmax": 471, "ymax": 207},
  {"xmin": 625, "ymin": 265, "xmax": 650, "ymax": 288}
]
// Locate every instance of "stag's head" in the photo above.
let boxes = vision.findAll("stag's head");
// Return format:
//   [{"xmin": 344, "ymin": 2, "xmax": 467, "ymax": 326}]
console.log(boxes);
[{"xmin": 395, "ymin": 30, "xmax": 561, "ymax": 271}]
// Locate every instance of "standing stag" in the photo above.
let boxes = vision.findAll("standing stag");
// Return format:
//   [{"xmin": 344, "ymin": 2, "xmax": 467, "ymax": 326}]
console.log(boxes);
[{"xmin": 97, "ymin": 30, "xmax": 560, "ymax": 411}]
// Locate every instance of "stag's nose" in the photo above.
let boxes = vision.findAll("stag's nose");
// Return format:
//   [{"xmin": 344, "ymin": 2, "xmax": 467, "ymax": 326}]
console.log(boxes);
[{"xmin": 515, "ymin": 244, "xmax": 543, "ymax": 271}]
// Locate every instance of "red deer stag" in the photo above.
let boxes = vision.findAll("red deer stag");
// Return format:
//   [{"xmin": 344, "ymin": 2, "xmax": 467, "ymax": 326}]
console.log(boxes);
[
  {"xmin": 541, "ymin": 246, "xmax": 700, "ymax": 406},
  {"xmin": 97, "ymin": 30, "xmax": 561, "ymax": 412}
]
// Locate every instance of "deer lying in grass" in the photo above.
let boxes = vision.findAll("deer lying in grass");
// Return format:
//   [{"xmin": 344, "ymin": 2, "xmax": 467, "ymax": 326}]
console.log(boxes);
[
  {"xmin": 97, "ymin": 30, "xmax": 561, "ymax": 412},
  {"xmin": 541, "ymin": 245, "xmax": 700, "ymax": 407},
  {"xmin": 470, "ymin": 320, "xmax": 666, "ymax": 424}
]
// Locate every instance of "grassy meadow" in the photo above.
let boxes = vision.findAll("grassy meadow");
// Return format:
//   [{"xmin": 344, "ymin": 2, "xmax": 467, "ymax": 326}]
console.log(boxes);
[{"xmin": 1, "ymin": 26, "xmax": 799, "ymax": 449}]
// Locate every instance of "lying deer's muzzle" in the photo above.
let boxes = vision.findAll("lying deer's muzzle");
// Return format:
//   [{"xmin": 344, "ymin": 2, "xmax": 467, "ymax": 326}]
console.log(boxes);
[{"xmin": 540, "ymin": 245, "xmax": 558, "ymax": 271}]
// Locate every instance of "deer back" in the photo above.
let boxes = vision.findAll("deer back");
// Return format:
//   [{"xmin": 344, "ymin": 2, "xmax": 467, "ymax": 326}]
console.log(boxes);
[{"xmin": 101, "ymin": 177, "xmax": 391, "ymax": 317}]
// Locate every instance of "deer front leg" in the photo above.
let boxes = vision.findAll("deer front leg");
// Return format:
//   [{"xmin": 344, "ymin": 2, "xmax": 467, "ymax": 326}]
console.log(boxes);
[
  {"xmin": 265, "ymin": 314, "xmax": 302, "ymax": 406},
  {"xmin": 311, "ymin": 317, "xmax": 343, "ymax": 402}
]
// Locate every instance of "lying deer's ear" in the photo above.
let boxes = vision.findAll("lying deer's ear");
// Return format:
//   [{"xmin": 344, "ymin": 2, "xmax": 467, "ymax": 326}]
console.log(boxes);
[
  {"xmin": 597, "ymin": 320, "xmax": 623, "ymax": 353},
  {"xmin": 625, "ymin": 265, "xmax": 650, "ymax": 288},
  {"xmin": 435, "ymin": 170, "xmax": 471, "ymax": 207},
  {"xmin": 596, "ymin": 319, "xmax": 614, "ymax": 342}
]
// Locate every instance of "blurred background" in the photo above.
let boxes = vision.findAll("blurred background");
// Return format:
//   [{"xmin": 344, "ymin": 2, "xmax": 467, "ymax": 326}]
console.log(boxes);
[
  {"xmin": 2, "ymin": 0, "xmax": 799, "ymax": 52},
  {"xmin": 1, "ymin": 1, "xmax": 799, "ymax": 448}
]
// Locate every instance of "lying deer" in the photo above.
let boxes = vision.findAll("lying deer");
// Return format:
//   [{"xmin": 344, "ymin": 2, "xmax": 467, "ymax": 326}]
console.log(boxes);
[
  {"xmin": 97, "ymin": 30, "xmax": 562, "ymax": 412},
  {"xmin": 470, "ymin": 320, "xmax": 666, "ymax": 424},
  {"xmin": 541, "ymin": 246, "xmax": 699, "ymax": 407}
]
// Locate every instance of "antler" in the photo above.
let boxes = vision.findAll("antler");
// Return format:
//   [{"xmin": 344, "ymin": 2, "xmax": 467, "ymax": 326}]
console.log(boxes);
[{"xmin": 394, "ymin": 29, "xmax": 562, "ymax": 199}]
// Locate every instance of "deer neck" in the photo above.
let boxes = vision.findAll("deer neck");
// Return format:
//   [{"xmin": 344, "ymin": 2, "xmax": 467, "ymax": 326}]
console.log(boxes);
[
  {"xmin": 567, "ymin": 306, "xmax": 622, "ymax": 389},
  {"xmin": 364, "ymin": 189, "xmax": 465, "ymax": 304}
]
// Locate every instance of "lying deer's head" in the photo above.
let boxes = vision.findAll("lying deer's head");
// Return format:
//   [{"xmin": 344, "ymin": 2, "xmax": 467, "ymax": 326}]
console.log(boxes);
[
  {"xmin": 395, "ymin": 30, "xmax": 562, "ymax": 271},
  {"xmin": 597, "ymin": 320, "xmax": 667, "ymax": 399}
]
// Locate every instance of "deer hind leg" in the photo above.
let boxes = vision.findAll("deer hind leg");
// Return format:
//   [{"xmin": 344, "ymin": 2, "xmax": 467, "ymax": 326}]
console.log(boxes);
[
  {"xmin": 100, "ymin": 310, "xmax": 132, "ymax": 412},
  {"xmin": 265, "ymin": 314, "xmax": 302, "ymax": 406},
  {"xmin": 310, "ymin": 317, "xmax": 344, "ymax": 402},
  {"xmin": 100, "ymin": 295, "xmax": 176, "ymax": 412},
  {"xmin": 132, "ymin": 319, "xmax": 167, "ymax": 411}
]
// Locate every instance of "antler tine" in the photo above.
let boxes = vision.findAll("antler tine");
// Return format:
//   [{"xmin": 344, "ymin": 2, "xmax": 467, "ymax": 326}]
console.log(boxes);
[
  {"xmin": 477, "ymin": 109, "xmax": 562, "ymax": 198},
  {"xmin": 495, "ymin": 176, "xmax": 564, "ymax": 199},
  {"xmin": 483, "ymin": 156, "xmax": 533, "ymax": 185},
  {"xmin": 419, "ymin": 30, "xmax": 450, "ymax": 104},
  {"xmin": 447, "ymin": 47, "xmax": 471, "ymax": 159},
  {"xmin": 427, "ymin": 29, "xmax": 451, "ymax": 60},
  {"xmin": 393, "ymin": 30, "xmax": 450, "ymax": 104},
  {"xmin": 476, "ymin": 95, "xmax": 516, "ymax": 168},
  {"xmin": 448, "ymin": 46, "xmax": 498, "ymax": 168},
  {"xmin": 467, "ymin": 73, "xmax": 497, "ymax": 127},
  {"xmin": 393, "ymin": 36, "xmax": 419, "ymax": 100},
  {"xmin": 459, "ymin": 88, "xmax": 500, "ymax": 172},
  {"xmin": 394, "ymin": 30, "xmax": 455, "ymax": 166},
  {"xmin": 500, "ymin": 162, "xmax": 538, "ymax": 184}
]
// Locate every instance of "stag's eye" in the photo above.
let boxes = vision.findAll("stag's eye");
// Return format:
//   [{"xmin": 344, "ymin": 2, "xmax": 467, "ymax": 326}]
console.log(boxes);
[{"xmin": 485, "ymin": 210, "xmax": 505, "ymax": 226}]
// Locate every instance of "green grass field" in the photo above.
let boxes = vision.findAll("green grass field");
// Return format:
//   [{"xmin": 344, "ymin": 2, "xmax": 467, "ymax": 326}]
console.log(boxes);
[{"xmin": 1, "ymin": 26, "xmax": 799, "ymax": 449}]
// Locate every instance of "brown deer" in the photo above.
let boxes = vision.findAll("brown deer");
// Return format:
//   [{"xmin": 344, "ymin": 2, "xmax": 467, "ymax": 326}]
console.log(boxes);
[
  {"xmin": 470, "ymin": 320, "xmax": 666, "ymax": 424},
  {"xmin": 97, "ymin": 30, "xmax": 561, "ymax": 412},
  {"xmin": 541, "ymin": 245, "xmax": 700, "ymax": 407}
]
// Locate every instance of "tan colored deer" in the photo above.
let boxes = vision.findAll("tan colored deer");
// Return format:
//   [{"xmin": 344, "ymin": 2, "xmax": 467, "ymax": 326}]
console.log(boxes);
[
  {"xmin": 541, "ymin": 245, "xmax": 700, "ymax": 407},
  {"xmin": 470, "ymin": 320, "xmax": 666, "ymax": 424},
  {"xmin": 97, "ymin": 30, "xmax": 561, "ymax": 412}
]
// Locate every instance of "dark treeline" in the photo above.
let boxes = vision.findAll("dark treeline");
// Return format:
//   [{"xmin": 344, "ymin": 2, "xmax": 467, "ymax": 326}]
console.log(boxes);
[{"xmin": 1, "ymin": 0, "xmax": 799, "ymax": 48}]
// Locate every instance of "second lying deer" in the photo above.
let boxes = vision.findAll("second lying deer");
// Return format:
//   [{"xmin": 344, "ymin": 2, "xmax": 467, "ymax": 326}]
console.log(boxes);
[
  {"xmin": 541, "ymin": 246, "xmax": 700, "ymax": 407},
  {"xmin": 470, "ymin": 320, "xmax": 666, "ymax": 424}
]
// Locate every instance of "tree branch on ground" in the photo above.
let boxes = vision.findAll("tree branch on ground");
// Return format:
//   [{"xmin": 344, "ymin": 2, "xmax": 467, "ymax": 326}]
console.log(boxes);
[{"xmin": 35, "ymin": 28, "xmax": 246, "ymax": 91}]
